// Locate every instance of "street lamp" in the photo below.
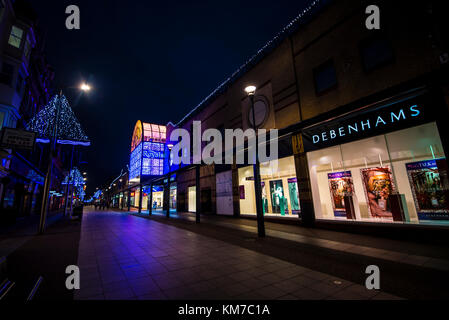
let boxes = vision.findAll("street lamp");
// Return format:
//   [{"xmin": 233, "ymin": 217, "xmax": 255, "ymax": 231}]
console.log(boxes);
[
  {"xmin": 245, "ymin": 85, "xmax": 265, "ymax": 237},
  {"xmin": 80, "ymin": 83, "xmax": 91, "ymax": 92},
  {"xmin": 62, "ymin": 84, "xmax": 92, "ymax": 219},
  {"xmin": 38, "ymin": 84, "xmax": 91, "ymax": 233}
]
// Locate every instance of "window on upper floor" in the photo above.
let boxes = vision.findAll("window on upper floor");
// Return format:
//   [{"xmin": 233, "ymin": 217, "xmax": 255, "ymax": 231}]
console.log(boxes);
[
  {"xmin": 0, "ymin": 62, "xmax": 14, "ymax": 86},
  {"xmin": 313, "ymin": 59, "xmax": 337, "ymax": 95},
  {"xmin": 360, "ymin": 35, "xmax": 394, "ymax": 72},
  {"xmin": 8, "ymin": 25, "xmax": 24, "ymax": 49}
]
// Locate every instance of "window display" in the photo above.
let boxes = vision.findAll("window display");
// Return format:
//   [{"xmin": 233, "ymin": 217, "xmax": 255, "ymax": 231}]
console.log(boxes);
[
  {"xmin": 287, "ymin": 178, "xmax": 300, "ymax": 214},
  {"xmin": 169, "ymin": 184, "xmax": 177, "ymax": 210},
  {"xmin": 307, "ymin": 122, "xmax": 449, "ymax": 225},
  {"xmin": 360, "ymin": 166, "xmax": 395, "ymax": 220},
  {"xmin": 188, "ymin": 186, "xmax": 196, "ymax": 212},
  {"xmin": 270, "ymin": 180, "xmax": 287, "ymax": 215},
  {"xmin": 406, "ymin": 159, "xmax": 449, "ymax": 220},
  {"xmin": 238, "ymin": 156, "xmax": 300, "ymax": 217},
  {"xmin": 327, "ymin": 171, "xmax": 354, "ymax": 218}
]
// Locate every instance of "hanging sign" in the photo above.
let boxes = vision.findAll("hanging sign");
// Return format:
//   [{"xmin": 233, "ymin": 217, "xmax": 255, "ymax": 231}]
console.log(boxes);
[{"xmin": 0, "ymin": 128, "xmax": 36, "ymax": 150}]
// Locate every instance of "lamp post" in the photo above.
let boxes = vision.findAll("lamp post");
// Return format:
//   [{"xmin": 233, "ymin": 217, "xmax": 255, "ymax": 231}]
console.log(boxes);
[
  {"xmin": 39, "ymin": 83, "xmax": 91, "ymax": 234},
  {"xmin": 245, "ymin": 85, "xmax": 265, "ymax": 237},
  {"xmin": 63, "ymin": 83, "xmax": 92, "ymax": 218},
  {"xmin": 38, "ymin": 90, "xmax": 64, "ymax": 234}
]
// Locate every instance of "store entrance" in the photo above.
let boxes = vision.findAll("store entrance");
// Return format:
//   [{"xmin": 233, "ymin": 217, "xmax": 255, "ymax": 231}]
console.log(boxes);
[{"xmin": 151, "ymin": 185, "xmax": 164, "ymax": 215}]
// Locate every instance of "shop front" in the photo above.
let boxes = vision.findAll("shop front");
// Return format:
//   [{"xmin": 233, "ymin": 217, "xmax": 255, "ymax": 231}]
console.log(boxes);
[
  {"xmin": 238, "ymin": 154, "xmax": 300, "ymax": 218},
  {"xmin": 151, "ymin": 185, "xmax": 164, "ymax": 210},
  {"xmin": 302, "ymin": 89, "xmax": 449, "ymax": 226}
]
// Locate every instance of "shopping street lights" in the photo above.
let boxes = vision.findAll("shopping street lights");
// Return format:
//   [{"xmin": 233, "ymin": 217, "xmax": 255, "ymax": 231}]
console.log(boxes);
[
  {"xmin": 63, "ymin": 83, "xmax": 92, "ymax": 218},
  {"xmin": 38, "ymin": 83, "xmax": 91, "ymax": 234},
  {"xmin": 245, "ymin": 85, "xmax": 265, "ymax": 237}
]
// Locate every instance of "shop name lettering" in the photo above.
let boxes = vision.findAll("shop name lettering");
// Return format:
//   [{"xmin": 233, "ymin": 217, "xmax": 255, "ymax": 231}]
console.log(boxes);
[{"xmin": 312, "ymin": 105, "xmax": 421, "ymax": 144}]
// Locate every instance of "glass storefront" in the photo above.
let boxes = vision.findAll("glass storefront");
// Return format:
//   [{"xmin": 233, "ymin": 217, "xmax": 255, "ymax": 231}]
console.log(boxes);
[
  {"xmin": 238, "ymin": 156, "xmax": 300, "ymax": 217},
  {"xmin": 151, "ymin": 185, "xmax": 164, "ymax": 210},
  {"xmin": 188, "ymin": 186, "xmax": 196, "ymax": 212},
  {"xmin": 169, "ymin": 183, "xmax": 177, "ymax": 210},
  {"xmin": 307, "ymin": 122, "xmax": 449, "ymax": 225}
]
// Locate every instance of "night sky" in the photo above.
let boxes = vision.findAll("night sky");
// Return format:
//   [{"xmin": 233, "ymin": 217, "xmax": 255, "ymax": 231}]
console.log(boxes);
[{"xmin": 30, "ymin": 0, "xmax": 310, "ymax": 195}]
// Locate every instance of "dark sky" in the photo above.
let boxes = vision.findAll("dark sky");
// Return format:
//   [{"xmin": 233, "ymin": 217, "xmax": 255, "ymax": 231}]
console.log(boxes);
[{"xmin": 30, "ymin": 0, "xmax": 311, "ymax": 195}]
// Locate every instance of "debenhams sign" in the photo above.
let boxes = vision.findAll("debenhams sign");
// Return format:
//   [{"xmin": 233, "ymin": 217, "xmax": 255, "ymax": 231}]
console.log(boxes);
[{"xmin": 302, "ymin": 94, "xmax": 429, "ymax": 151}]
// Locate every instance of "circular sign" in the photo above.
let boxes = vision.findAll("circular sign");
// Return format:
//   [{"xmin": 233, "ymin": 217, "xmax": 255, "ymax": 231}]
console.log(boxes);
[{"xmin": 248, "ymin": 96, "xmax": 269, "ymax": 128}]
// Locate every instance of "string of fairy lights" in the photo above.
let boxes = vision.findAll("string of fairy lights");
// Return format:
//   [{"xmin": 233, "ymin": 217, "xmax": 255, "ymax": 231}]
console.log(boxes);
[
  {"xmin": 62, "ymin": 167, "xmax": 86, "ymax": 200},
  {"xmin": 27, "ymin": 94, "xmax": 90, "ymax": 144},
  {"xmin": 175, "ymin": 0, "xmax": 323, "ymax": 126}
]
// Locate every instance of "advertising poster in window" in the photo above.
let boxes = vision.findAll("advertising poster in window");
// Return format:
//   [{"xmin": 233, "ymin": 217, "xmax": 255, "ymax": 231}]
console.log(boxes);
[
  {"xmin": 239, "ymin": 185, "xmax": 245, "ymax": 199},
  {"xmin": 327, "ymin": 171, "xmax": 354, "ymax": 217},
  {"xmin": 269, "ymin": 180, "xmax": 288, "ymax": 215},
  {"xmin": 406, "ymin": 158, "xmax": 449, "ymax": 220},
  {"xmin": 261, "ymin": 181, "xmax": 268, "ymax": 215},
  {"xmin": 287, "ymin": 177, "xmax": 300, "ymax": 214},
  {"xmin": 360, "ymin": 167, "xmax": 395, "ymax": 219}
]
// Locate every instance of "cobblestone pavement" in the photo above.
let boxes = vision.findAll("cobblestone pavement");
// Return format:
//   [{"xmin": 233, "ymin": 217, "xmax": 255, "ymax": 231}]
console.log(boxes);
[{"xmin": 75, "ymin": 208, "xmax": 402, "ymax": 300}]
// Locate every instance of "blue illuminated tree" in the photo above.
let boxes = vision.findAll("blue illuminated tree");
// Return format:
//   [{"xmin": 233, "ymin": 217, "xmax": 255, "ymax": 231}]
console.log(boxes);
[{"xmin": 27, "ymin": 94, "xmax": 90, "ymax": 145}]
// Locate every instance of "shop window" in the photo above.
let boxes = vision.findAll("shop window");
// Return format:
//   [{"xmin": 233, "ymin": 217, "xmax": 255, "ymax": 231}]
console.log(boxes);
[
  {"xmin": 151, "ymin": 185, "xmax": 164, "ymax": 210},
  {"xmin": 188, "ymin": 186, "xmax": 196, "ymax": 212},
  {"xmin": 313, "ymin": 59, "xmax": 337, "ymax": 95},
  {"xmin": 238, "ymin": 156, "xmax": 300, "ymax": 217},
  {"xmin": 8, "ymin": 25, "xmax": 23, "ymax": 49},
  {"xmin": 307, "ymin": 122, "xmax": 449, "ymax": 225},
  {"xmin": 0, "ymin": 62, "xmax": 14, "ymax": 85},
  {"xmin": 360, "ymin": 35, "xmax": 394, "ymax": 72}
]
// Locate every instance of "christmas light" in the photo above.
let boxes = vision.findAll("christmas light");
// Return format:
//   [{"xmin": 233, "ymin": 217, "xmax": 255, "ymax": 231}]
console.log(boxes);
[
  {"xmin": 27, "ymin": 94, "xmax": 90, "ymax": 145},
  {"xmin": 62, "ymin": 167, "xmax": 85, "ymax": 187}
]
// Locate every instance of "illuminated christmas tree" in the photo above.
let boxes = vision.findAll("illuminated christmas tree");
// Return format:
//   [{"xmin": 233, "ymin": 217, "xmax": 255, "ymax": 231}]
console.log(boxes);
[{"xmin": 27, "ymin": 94, "xmax": 90, "ymax": 146}]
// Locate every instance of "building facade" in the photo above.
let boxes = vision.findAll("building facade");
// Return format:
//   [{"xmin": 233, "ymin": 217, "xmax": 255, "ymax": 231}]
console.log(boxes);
[
  {"xmin": 112, "ymin": 0, "xmax": 449, "ymax": 230},
  {"xmin": 0, "ymin": 0, "xmax": 70, "ymax": 223}
]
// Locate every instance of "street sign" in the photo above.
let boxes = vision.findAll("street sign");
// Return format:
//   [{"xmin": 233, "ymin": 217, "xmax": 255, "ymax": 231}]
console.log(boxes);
[{"xmin": 0, "ymin": 128, "xmax": 36, "ymax": 150}]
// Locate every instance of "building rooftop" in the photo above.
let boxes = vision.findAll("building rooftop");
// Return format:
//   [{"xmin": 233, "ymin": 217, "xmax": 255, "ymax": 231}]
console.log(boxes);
[{"xmin": 174, "ymin": 0, "xmax": 331, "ymax": 127}]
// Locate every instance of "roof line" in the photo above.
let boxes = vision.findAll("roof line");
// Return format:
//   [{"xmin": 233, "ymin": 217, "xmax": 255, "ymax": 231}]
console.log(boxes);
[{"xmin": 174, "ymin": 0, "xmax": 327, "ymax": 127}]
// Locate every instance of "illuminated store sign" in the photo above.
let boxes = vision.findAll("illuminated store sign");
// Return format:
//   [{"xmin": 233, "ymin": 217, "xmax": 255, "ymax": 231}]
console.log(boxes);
[
  {"xmin": 302, "ymin": 93, "xmax": 431, "ymax": 151},
  {"xmin": 129, "ymin": 143, "xmax": 142, "ymax": 180},
  {"xmin": 129, "ymin": 121, "xmax": 167, "ymax": 183}
]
